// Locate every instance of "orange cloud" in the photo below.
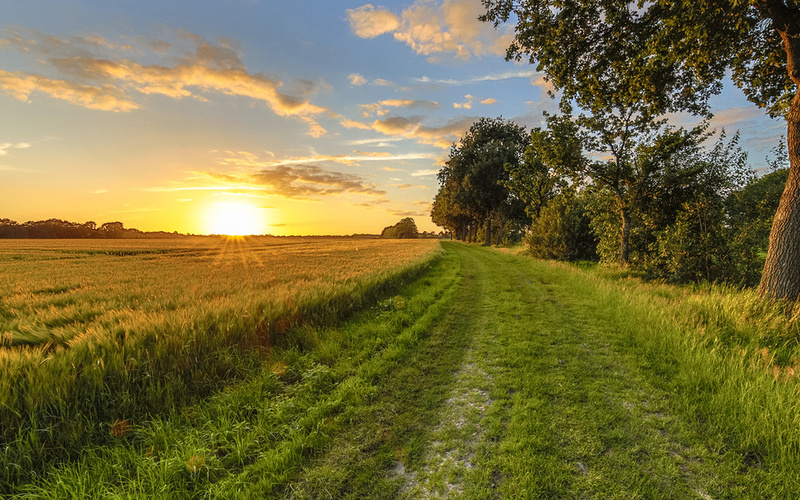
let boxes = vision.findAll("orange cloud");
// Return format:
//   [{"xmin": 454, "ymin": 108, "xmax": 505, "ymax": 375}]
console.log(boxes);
[
  {"xmin": 0, "ymin": 69, "xmax": 139, "ymax": 111},
  {"xmin": 349, "ymin": 73, "xmax": 367, "ymax": 86},
  {"xmin": 215, "ymin": 149, "xmax": 435, "ymax": 168},
  {"xmin": 347, "ymin": 4, "xmax": 401, "ymax": 38},
  {"xmin": 360, "ymin": 98, "xmax": 440, "ymax": 117},
  {"xmin": 0, "ymin": 29, "xmax": 330, "ymax": 135},
  {"xmin": 453, "ymin": 94, "xmax": 473, "ymax": 109},
  {"xmin": 348, "ymin": 0, "xmax": 515, "ymax": 62}
]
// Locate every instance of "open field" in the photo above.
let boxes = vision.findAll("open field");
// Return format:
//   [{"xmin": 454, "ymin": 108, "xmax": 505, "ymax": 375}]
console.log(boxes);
[
  {"xmin": 0, "ymin": 237, "xmax": 442, "ymax": 491},
  {"xmin": 4, "ymin": 240, "xmax": 800, "ymax": 497}
]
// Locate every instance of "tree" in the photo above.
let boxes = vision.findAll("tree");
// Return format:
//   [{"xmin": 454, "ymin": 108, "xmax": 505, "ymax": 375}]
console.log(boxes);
[
  {"xmin": 525, "ymin": 192, "xmax": 597, "ymax": 261},
  {"xmin": 480, "ymin": 0, "xmax": 800, "ymax": 299},
  {"xmin": 504, "ymin": 117, "xmax": 583, "ymax": 220},
  {"xmin": 431, "ymin": 117, "xmax": 529, "ymax": 245},
  {"xmin": 381, "ymin": 217, "xmax": 418, "ymax": 239}
]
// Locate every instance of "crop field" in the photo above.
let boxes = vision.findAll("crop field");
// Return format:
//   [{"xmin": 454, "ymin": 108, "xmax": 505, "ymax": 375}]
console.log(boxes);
[
  {"xmin": 0, "ymin": 237, "xmax": 442, "ymax": 492},
  {"xmin": 0, "ymin": 237, "xmax": 440, "ymax": 348}
]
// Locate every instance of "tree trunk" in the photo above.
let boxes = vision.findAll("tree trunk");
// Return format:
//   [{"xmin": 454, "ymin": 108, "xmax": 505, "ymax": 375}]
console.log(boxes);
[
  {"xmin": 759, "ymin": 93, "xmax": 800, "ymax": 300},
  {"xmin": 619, "ymin": 208, "xmax": 631, "ymax": 265},
  {"xmin": 484, "ymin": 217, "xmax": 492, "ymax": 246},
  {"xmin": 759, "ymin": 8, "xmax": 800, "ymax": 300}
]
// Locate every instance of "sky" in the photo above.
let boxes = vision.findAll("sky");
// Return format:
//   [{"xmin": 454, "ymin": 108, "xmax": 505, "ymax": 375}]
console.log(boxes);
[{"xmin": 0, "ymin": 1, "xmax": 786, "ymax": 236}]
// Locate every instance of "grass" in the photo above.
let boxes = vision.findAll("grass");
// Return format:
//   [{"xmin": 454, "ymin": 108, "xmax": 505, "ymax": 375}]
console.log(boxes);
[
  {"xmin": 6, "ymin": 240, "xmax": 800, "ymax": 497},
  {"xmin": 282, "ymin": 243, "xmax": 800, "ymax": 497}
]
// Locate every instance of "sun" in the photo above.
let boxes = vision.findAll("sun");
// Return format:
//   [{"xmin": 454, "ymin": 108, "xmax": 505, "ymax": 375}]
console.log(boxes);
[{"xmin": 204, "ymin": 202, "xmax": 267, "ymax": 236}]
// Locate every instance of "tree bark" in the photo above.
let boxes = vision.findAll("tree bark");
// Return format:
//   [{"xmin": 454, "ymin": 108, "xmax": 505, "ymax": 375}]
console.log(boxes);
[
  {"xmin": 759, "ymin": 92, "xmax": 800, "ymax": 300},
  {"xmin": 759, "ymin": 6, "xmax": 800, "ymax": 300},
  {"xmin": 484, "ymin": 217, "xmax": 492, "ymax": 246},
  {"xmin": 619, "ymin": 208, "xmax": 631, "ymax": 265}
]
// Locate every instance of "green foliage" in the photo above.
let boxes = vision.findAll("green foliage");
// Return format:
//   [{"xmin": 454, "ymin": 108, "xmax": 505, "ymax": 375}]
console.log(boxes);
[
  {"xmin": 480, "ymin": 1, "xmax": 786, "ymax": 118},
  {"xmin": 380, "ymin": 217, "xmax": 419, "ymax": 239},
  {"xmin": 480, "ymin": 0, "xmax": 799, "ymax": 297},
  {"xmin": 727, "ymin": 167, "xmax": 789, "ymax": 248},
  {"xmin": 525, "ymin": 193, "xmax": 596, "ymax": 261},
  {"xmin": 432, "ymin": 117, "xmax": 529, "ymax": 243},
  {"xmin": 650, "ymin": 194, "xmax": 732, "ymax": 283},
  {"xmin": 504, "ymin": 118, "xmax": 584, "ymax": 220}
]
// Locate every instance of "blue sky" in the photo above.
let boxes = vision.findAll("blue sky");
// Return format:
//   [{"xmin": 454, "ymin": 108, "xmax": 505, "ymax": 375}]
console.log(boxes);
[{"xmin": 0, "ymin": 1, "xmax": 785, "ymax": 235}]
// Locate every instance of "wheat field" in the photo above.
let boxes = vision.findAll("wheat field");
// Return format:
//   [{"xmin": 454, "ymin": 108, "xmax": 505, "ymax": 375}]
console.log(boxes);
[{"xmin": 0, "ymin": 236, "xmax": 442, "ymax": 487}]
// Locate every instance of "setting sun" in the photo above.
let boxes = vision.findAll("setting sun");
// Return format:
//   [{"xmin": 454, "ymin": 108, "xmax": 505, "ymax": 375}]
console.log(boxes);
[{"xmin": 204, "ymin": 202, "xmax": 267, "ymax": 236}]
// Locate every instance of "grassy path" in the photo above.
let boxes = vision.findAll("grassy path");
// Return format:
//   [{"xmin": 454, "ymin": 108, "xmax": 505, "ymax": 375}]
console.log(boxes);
[{"xmin": 290, "ymin": 242, "xmax": 758, "ymax": 498}]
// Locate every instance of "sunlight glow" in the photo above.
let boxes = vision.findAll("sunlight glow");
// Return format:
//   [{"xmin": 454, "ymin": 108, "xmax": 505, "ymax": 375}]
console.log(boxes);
[{"xmin": 204, "ymin": 202, "xmax": 267, "ymax": 236}]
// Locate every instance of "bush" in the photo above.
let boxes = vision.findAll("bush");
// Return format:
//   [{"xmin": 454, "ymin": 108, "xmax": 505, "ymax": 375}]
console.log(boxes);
[
  {"xmin": 525, "ymin": 194, "xmax": 596, "ymax": 261},
  {"xmin": 648, "ymin": 195, "xmax": 731, "ymax": 283}
]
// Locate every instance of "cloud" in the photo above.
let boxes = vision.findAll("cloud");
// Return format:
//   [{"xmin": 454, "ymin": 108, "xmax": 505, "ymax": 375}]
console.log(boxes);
[
  {"xmin": 348, "ymin": 0, "xmax": 514, "ymax": 62},
  {"xmin": 346, "ymin": 4, "xmax": 401, "ymax": 38},
  {"xmin": 152, "ymin": 163, "xmax": 386, "ymax": 201},
  {"xmin": 392, "ymin": 183, "xmax": 429, "ymax": 189},
  {"xmin": 245, "ymin": 165, "xmax": 386, "ymax": 198},
  {"xmin": 411, "ymin": 168, "xmax": 440, "ymax": 177},
  {"xmin": 214, "ymin": 149, "xmax": 436, "ymax": 168},
  {"xmin": 360, "ymin": 98, "xmax": 439, "ymax": 117},
  {"xmin": 0, "ymin": 28, "xmax": 330, "ymax": 135},
  {"xmin": 0, "ymin": 141, "xmax": 31, "ymax": 155},
  {"xmin": 340, "ymin": 118, "xmax": 373, "ymax": 130},
  {"xmin": 0, "ymin": 70, "xmax": 139, "ymax": 111},
  {"xmin": 415, "ymin": 69, "xmax": 544, "ymax": 86},
  {"xmin": 454, "ymin": 94, "xmax": 473, "ymax": 109},
  {"xmin": 708, "ymin": 106, "xmax": 766, "ymax": 128},
  {"xmin": 347, "ymin": 115, "xmax": 475, "ymax": 149},
  {"xmin": 481, "ymin": 97, "xmax": 496, "ymax": 105},
  {"xmin": 372, "ymin": 115, "xmax": 424, "ymax": 135},
  {"xmin": 349, "ymin": 73, "xmax": 367, "ymax": 86},
  {"xmin": 345, "ymin": 137, "xmax": 406, "ymax": 146}
]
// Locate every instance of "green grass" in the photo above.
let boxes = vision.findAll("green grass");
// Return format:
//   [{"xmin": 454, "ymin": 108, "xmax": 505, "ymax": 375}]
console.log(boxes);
[{"xmin": 7, "ymin": 241, "xmax": 800, "ymax": 497}]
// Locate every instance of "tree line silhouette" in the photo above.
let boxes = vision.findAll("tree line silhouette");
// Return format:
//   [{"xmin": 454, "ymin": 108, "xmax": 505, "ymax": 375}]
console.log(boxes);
[{"xmin": 0, "ymin": 219, "xmax": 183, "ymax": 239}]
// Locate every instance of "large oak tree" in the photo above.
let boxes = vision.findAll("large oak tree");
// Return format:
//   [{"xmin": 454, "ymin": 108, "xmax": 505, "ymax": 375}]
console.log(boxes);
[{"xmin": 481, "ymin": 0, "xmax": 800, "ymax": 300}]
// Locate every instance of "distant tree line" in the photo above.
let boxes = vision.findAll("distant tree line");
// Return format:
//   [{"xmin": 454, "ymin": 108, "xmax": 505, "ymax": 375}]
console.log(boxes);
[
  {"xmin": 0, "ymin": 219, "xmax": 183, "ymax": 239},
  {"xmin": 431, "ymin": 117, "xmax": 787, "ymax": 287}
]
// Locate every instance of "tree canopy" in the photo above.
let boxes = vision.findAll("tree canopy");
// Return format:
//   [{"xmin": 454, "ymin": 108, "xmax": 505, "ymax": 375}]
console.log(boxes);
[
  {"xmin": 481, "ymin": 0, "xmax": 800, "ymax": 300},
  {"xmin": 380, "ymin": 217, "xmax": 419, "ymax": 239},
  {"xmin": 432, "ymin": 117, "xmax": 529, "ymax": 245}
]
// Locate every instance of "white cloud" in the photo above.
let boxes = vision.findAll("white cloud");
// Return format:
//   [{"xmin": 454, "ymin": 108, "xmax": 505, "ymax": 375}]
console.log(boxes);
[
  {"xmin": 411, "ymin": 169, "xmax": 440, "ymax": 177},
  {"xmin": 415, "ymin": 69, "xmax": 543, "ymax": 86},
  {"xmin": 0, "ymin": 141, "xmax": 32, "ymax": 155}
]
